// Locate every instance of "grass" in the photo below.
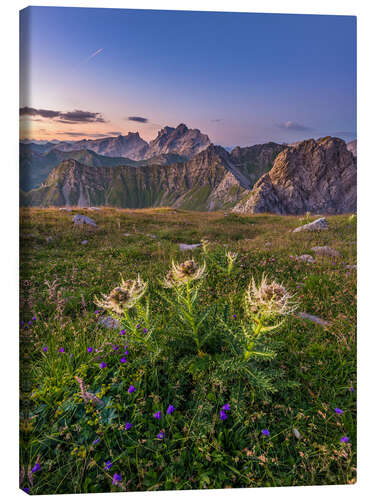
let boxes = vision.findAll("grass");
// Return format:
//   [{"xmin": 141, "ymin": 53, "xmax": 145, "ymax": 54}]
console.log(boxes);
[{"xmin": 19, "ymin": 207, "xmax": 357, "ymax": 494}]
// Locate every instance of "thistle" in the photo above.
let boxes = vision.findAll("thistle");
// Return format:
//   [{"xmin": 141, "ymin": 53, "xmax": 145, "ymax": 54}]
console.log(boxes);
[
  {"xmin": 163, "ymin": 260, "xmax": 206, "ymax": 288},
  {"xmin": 226, "ymin": 251, "xmax": 238, "ymax": 274},
  {"xmin": 245, "ymin": 274, "xmax": 298, "ymax": 319},
  {"xmin": 94, "ymin": 275, "xmax": 147, "ymax": 314}
]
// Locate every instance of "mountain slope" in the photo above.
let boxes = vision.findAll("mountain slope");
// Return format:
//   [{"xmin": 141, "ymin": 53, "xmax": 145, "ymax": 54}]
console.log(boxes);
[
  {"xmin": 233, "ymin": 137, "xmax": 356, "ymax": 214},
  {"xmin": 22, "ymin": 145, "xmax": 247, "ymax": 210},
  {"xmin": 346, "ymin": 139, "xmax": 357, "ymax": 157}
]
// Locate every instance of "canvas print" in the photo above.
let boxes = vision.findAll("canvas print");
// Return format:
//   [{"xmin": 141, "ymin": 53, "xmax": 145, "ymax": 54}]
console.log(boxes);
[{"xmin": 19, "ymin": 6, "xmax": 357, "ymax": 495}]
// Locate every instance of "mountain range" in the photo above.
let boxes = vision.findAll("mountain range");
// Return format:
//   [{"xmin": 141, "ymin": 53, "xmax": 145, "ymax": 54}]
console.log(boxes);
[{"xmin": 20, "ymin": 124, "xmax": 357, "ymax": 214}]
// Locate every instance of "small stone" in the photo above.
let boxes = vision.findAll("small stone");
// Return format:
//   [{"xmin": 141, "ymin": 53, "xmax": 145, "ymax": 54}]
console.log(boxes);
[
  {"xmin": 146, "ymin": 233, "xmax": 157, "ymax": 239},
  {"xmin": 178, "ymin": 243, "xmax": 201, "ymax": 251},
  {"xmin": 298, "ymin": 312, "xmax": 330, "ymax": 326},
  {"xmin": 293, "ymin": 217, "xmax": 328, "ymax": 233},
  {"xmin": 72, "ymin": 214, "xmax": 97, "ymax": 227},
  {"xmin": 293, "ymin": 428, "xmax": 301, "ymax": 439},
  {"xmin": 98, "ymin": 316, "xmax": 120, "ymax": 330},
  {"xmin": 88, "ymin": 207, "xmax": 101, "ymax": 211},
  {"xmin": 81, "ymin": 240, "xmax": 88, "ymax": 245},
  {"xmin": 311, "ymin": 246, "xmax": 341, "ymax": 257},
  {"xmin": 59, "ymin": 207, "xmax": 72, "ymax": 212},
  {"xmin": 123, "ymin": 233, "xmax": 132, "ymax": 237},
  {"xmin": 295, "ymin": 254, "xmax": 315, "ymax": 263},
  {"xmin": 345, "ymin": 264, "xmax": 357, "ymax": 270}
]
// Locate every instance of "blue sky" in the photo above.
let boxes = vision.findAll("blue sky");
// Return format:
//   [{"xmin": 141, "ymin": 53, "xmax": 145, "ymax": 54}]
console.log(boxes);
[{"xmin": 20, "ymin": 7, "xmax": 356, "ymax": 146}]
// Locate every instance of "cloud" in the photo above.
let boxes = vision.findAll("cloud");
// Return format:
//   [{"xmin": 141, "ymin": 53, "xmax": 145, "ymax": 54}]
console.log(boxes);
[
  {"xmin": 211, "ymin": 119, "xmax": 222, "ymax": 122},
  {"xmin": 19, "ymin": 107, "xmax": 107, "ymax": 123},
  {"xmin": 56, "ymin": 132, "xmax": 115, "ymax": 138},
  {"xmin": 277, "ymin": 121, "xmax": 312, "ymax": 131},
  {"xmin": 85, "ymin": 48, "xmax": 104, "ymax": 62},
  {"xmin": 126, "ymin": 116, "xmax": 148, "ymax": 123}
]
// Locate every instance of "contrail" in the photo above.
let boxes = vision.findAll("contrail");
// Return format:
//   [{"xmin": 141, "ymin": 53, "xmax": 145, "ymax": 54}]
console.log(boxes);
[{"xmin": 85, "ymin": 48, "xmax": 103, "ymax": 62}]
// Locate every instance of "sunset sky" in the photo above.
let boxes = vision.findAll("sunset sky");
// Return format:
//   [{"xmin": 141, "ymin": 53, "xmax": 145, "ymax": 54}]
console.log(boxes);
[{"xmin": 20, "ymin": 7, "xmax": 356, "ymax": 146}]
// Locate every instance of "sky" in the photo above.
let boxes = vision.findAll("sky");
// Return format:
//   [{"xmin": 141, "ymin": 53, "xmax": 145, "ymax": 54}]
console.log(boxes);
[{"xmin": 19, "ymin": 7, "xmax": 356, "ymax": 147}]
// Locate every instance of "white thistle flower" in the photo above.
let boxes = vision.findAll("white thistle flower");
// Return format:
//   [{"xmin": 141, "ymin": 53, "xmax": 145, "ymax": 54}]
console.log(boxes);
[
  {"xmin": 94, "ymin": 274, "xmax": 147, "ymax": 313},
  {"xmin": 245, "ymin": 274, "xmax": 298, "ymax": 318},
  {"xmin": 164, "ymin": 260, "xmax": 206, "ymax": 288}
]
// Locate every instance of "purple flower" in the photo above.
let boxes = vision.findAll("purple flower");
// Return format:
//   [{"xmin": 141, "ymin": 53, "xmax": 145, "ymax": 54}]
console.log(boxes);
[
  {"xmin": 128, "ymin": 385, "xmax": 136, "ymax": 394},
  {"xmin": 143, "ymin": 328, "xmax": 148, "ymax": 334},
  {"xmin": 95, "ymin": 310, "xmax": 99, "ymax": 314},
  {"xmin": 112, "ymin": 473, "xmax": 122, "ymax": 485},
  {"xmin": 157, "ymin": 431, "xmax": 165, "ymax": 440},
  {"xmin": 232, "ymin": 314, "xmax": 237, "ymax": 319},
  {"xmin": 153, "ymin": 411, "xmax": 162, "ymax": 419},
  {"xmin": 28, "ymin": 321, "xmax": 32, "ymax": 326},
  {"xmin": 136, "ymin": 324, "xmax": 140, "ymax": 329},
  {"xmin": 166, "ymin": 404, "xmax": 176, "ymax": 415},
  {"xmin": 120, "ymin": 329, "xmax": 126, "ymax": 336},
  {"xmin": 125, "ymin": 422, "xmax": 133, "ymax": 430},
  {"xmin": 42, "ymin": 346, "xmax": 48, "ymax": 352},
  {"xmin": 32, "ymin": 316, "xmax": 37, "ymax": 321},
  {"xmin": 350, "ymin": 386, "xmax": 354, "ymax": 393},
  {"xmin": 87, "ymin": 347, "xmax": 93, "ymax": 353},
  {"xmin": 222, "ymin": 403, "xmax": 231, "ymax": 411},
  {"xmin": 113, "ymin": 345, "xmax": 119, "ymax": 351},
  {"xmin": 261, "ymin": 429, "xmax": 270, "ymax": 437},
  {"xmin": 335, "ymin": 408, "xmax": 344, "ymax": 414},
  {"xmin": 340, "ymin": 436, "xmax": 350, "ymax": 443},
  {"xmin": 99, "ymin": 362, "xmax": 107, "ymax": 369},
  {"xmin": 23, "ymin": 487, "xmax": 30, "ymax": 493},
  {"xmin": 219, "ymin": 410, "xmax": 227, "ymax": 420},
  {"xmin": 58, "ymin": 347, "xmax": 65, "ymax": 353},
  {"xmin": 104, "ymin": 460, "xmax": 113, "ymax": 470},
  {"xmin": 124, "ymin": 349, "xmax": 129, "ymax": 355},
  {"xmin": 25, "ymin": 326, "xmax": 28, "ymax": 330},
  {"xmin": 92, "ymin": 437, "xmax": 100, "ymax": 445},
  {"xmin": 32, "ymin": 463, "xmax": 41, "ymax": 473},
  {"xmin": 120, "ymin": 357, "xmax": 127, "ymax": 363},
  {"xmin": 20, "ymin": 321, "xmax": 25, "ymax": 326}
]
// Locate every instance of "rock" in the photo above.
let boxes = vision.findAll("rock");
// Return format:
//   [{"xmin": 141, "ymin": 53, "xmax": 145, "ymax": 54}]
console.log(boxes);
[
  {"xmin": 98, "ymin": 316, "xmax": 120, "ymax": 330},
  {"xmin": 233, "ymin": 137, "xmax": 356, "ymax": 215},
  {"xmin": 123, "ymin": 233, "xmax": 132, "ymax": 237},
  {"xmin": 311, "ymin": 245, "xmax": 341, "ymax": 257},
  {"xmin": 298, "ymin": 312, "xmax": 330, "ymax": 326},
  {"xmin": 81, "ymin": 240, "xmax": 88, "ymax": 245},
  {"xmin": 59, "ymin": 207, "xmax": 72, "ymax": 212},
  {"xmin": 72, "ymin": 214, "xmax": 97, "ymax": 227},
  {"xmin": 293, "ymin": 428, "xmax": 301, "ymax": 440},
  {"xmin": 293, "ymin": 217, "xmax": 328, "ymax": 233},
  {"xmin": 265, "ymin": 241, "xmax": 271, "ymax": 247},
  {"xmin": 88, "ymin": 207, "xmax": 101, "ymax": 211},
  {"xmin": 179, "ymin": 243, "xmax": 201, "ymax": 251},
  {"xmin": 345, "ymin": 264, "xmax": 357, "ymax": 270},
  {"xmin": 146, "ymin": 233, "xmax": 157, "ymax": 239},
  {"xmin": 295, "ymin": 254, "xmax": 315, "ymax": 263}
]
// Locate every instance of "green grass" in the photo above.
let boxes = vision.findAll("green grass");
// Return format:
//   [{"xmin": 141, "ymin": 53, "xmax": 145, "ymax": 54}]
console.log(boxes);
[{"xmin": 19, "ymin": 207, "xmax": 357, "ymax": 494}]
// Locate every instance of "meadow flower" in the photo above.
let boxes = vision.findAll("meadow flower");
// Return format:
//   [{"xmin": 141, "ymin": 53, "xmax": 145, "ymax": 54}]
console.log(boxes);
[
  {"xmin": 153, "ymin": 411, "xmax": 162, "ymax": 419},
  {"xmin": 261, "ymin": 429, "xmax": 270, "ymax": 436},
  {"xmin": 128, "ymin": 385, "xmax": 136, "ymax": 394},
  {"xmin": 112, "ymin": 473, "xmax": 122, "ymax": 485},
  {"xmin": 232, "ymin": 314, "xmax": 237, "ymax": 319},
  {"xmin": 104, "ymin": 460, "xmax": 113, "ymax": 470},
  {"xmin": 32, "ymin": 316, "xmax": 36, "ymax": 321},
  {"xmin": 226, "ymin": 251, "xmax": 238, "ymax": 273},
  {"xmin": 20, "ymin": 321, "xmax": 25, "ymax": 326},
  {"xmin": 120, "ymin": 357, "xmax": 127, "ymax": 363},
  {"xmin": 31, "ymin": 463, "xmax": 41, "ymax": 473},
  {"xmin": 125, "ymin": 422, "xmax": 133, "ymax": 430},
  {"xmin": 157, "ymin": 431, "xmax": 165, "ymax": 439},
  {"xmin": 92, "ymin": 437, "xmax": 100, "ymax": 445},
  {"xmin": 94, "ymin": 275, "xmax": 147, "ymax": 314},
  {"xmin": 28, "ymin": 321, "xmax": 32, "ymax": 326},
  {"xmin": 99, "ymin": 362, "xmax": 107, "ymax": 369},
  {"xmin": 136, "ymin": 324, "xmax": 140, "ymax": 329},
  {"xmin": 164, "ymin": 259, "xmax": 206, "ymax": 288},
  {"xmin": 120, "ymin": 329, "xmax": 126, "ymax": 336},
  {"xmin": 340, "ymin": 436, "xmax": 350, "ymax": 443},
  {"xmin": 350, "ymin": 386, "xmax": 354, "ymax": 393},
  {"xmin": 113, "ymin": 345, "xmax": 119, "ymax": 351},
  {"xmin": 166, "ymin": 404, "xmax": 176, "ymax": 414},
  {"xmin": 245, "ymin": 274, "xmax": 298, "ymax": 318},
  {"xmin": 222, "ymin": 403, "xmax": 231, "ymax": 411},
  {"xmin": 220, "ymin": 410, "xmax": 227, "ymax": 420},
  {"xmin": 335, "ymin": 408, "xmax": 344, "ymax": 414},
  {"xmin": 42, "ymin": 346, "xmax": 48, "ymax": 352},
  {"xmin": 23, "ymin": 487, "xmax": 30, "ymax": 493},
  {"xmin": 94, "ymin": 310, "xmax": 99, "ymax": 314},
  {"xmin": 124, "ymin": 349, "xmax": 129, "ymax": 355},
  {"xmin": 87, "ymin": 347, "xmax": 93, "ymax": 353},
  {"xmin": 58, "ymin": 347, "xmax": 65, "ymax": 353},
  {"xmin": 143, "ymin": 328, "xmax": 148, "ymax": 333}
]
